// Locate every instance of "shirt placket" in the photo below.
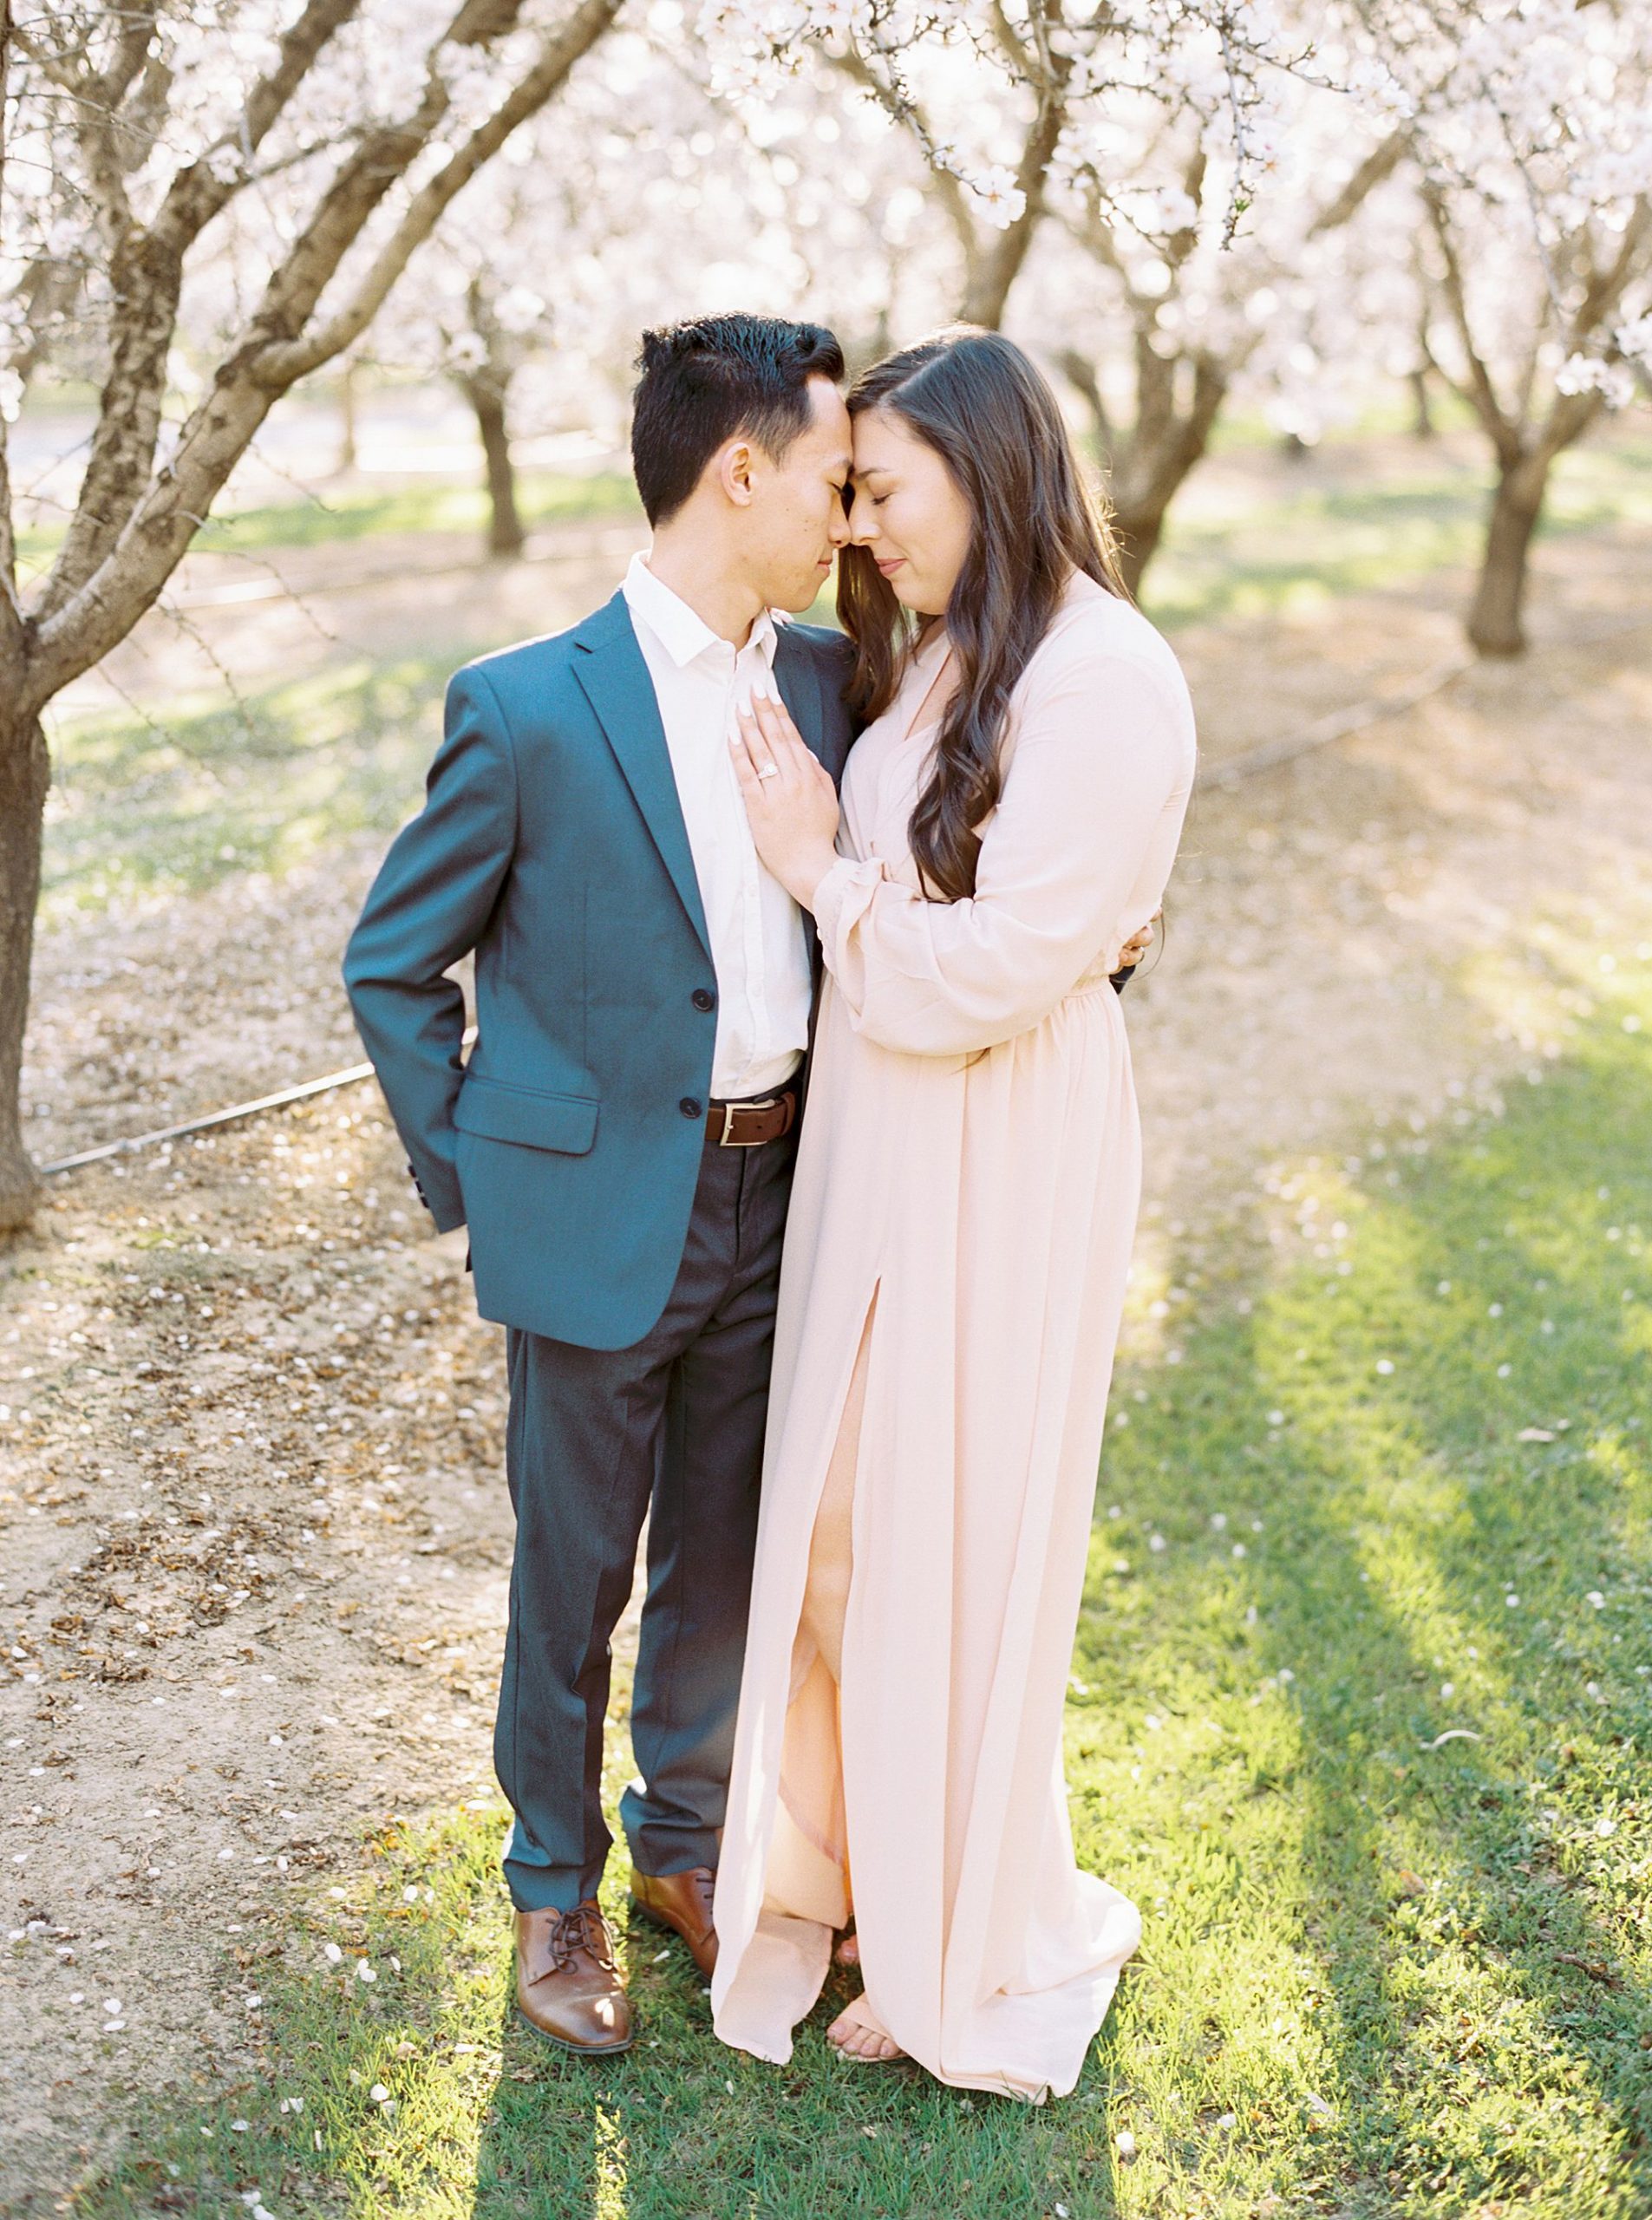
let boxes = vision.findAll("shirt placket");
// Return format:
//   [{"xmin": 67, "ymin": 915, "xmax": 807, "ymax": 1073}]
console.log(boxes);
[{"xmin": 731, "ymin": 646, "xmax": 774, "ymax": 1089}]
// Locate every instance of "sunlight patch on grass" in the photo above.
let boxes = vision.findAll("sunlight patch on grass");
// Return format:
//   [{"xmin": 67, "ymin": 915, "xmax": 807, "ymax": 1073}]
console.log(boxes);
[
  {"xmin": 41, "ymin": 654, "xmax": 458, "ymax": 920},
  {"xmin": 1081, "ymin": 956, "xmax": 1652, "ymax": 2216},
  {"xmin": 1143, "ymin": 429, "xmax": 1652, "ymax": 631},
  {"xmin": 16, "ymin": 470, "xmax": 638, "ymax": 575},
  {"xmin": 75, "ymin": 953, "xmax": 1652, "ymax": 2219}
]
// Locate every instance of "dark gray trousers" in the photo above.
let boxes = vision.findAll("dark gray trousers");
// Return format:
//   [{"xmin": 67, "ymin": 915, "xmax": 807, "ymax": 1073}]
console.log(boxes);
[{"xmin": 493, "ymin": 1120, "xmax": 795, "ymax": 1913}]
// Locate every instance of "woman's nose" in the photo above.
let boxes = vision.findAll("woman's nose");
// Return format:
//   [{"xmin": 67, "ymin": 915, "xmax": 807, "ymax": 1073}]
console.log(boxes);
[{"xmin": 848, "ymin": 506, "xmax": 878, "ymax": 547}]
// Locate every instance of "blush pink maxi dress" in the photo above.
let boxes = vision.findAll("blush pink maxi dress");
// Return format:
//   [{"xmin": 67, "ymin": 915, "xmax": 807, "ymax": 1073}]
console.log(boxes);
[{"xmin": 711, "ymin": 571, "xmax": 1197, "ymax": 2103}]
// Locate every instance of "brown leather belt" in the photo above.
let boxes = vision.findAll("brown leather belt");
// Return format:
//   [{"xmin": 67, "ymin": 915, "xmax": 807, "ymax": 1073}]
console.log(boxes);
[{"xmin": 705, "ymin": 1088, "xmax": 798, "ymax": 1147}]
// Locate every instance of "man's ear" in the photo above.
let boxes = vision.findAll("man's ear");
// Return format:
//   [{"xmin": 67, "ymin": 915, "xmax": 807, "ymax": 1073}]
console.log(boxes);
[{"xmin": 717, "ymin": 436, "xmax": 757, "ymax": 509}]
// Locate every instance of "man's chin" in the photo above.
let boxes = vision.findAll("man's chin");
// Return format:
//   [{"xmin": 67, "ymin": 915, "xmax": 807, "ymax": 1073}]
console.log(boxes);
[{"xmin": 772, "ymin": 578, "xmax": 833, "ymax": 617}]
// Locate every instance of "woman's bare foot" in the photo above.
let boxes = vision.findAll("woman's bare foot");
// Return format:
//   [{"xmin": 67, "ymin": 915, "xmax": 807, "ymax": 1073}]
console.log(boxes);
[
  {"xmin": 826, "ymin": 1995, "xmax": 904, "ymax": 2063},
  {"xmin": 834, "ymin": 1928, "xmax": 860, "ymax": 1968}
]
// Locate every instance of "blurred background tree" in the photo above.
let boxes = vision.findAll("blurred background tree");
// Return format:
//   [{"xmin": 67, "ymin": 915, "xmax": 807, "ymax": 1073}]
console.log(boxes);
[{"xmin": 2, "ymin": 0, "xmax": 1649, "ymax": 1231}]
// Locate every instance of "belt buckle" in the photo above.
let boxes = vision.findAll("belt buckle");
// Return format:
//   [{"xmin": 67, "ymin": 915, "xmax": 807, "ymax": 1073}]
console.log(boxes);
[{"xmin": 719, "ymin": 1094, "xmax": 776, "ymax": 1146}]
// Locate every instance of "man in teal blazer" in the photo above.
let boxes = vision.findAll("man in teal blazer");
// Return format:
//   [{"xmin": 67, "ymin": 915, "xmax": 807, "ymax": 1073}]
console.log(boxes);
[{"xmin": 344, "ymin": 316, "xmax": 857, "ymax": 2054}]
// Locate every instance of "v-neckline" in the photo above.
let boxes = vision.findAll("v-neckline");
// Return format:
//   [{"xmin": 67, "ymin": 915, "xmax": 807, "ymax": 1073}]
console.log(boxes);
[{"xmin": 900, "ymin": 630, "xmax": 956, "ymax": 747}]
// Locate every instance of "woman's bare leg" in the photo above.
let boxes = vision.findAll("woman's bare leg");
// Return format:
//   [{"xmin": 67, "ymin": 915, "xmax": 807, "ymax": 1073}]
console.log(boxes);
[
  {"xmin": 799, "ymin": 1300, "xmax": 904, "ymax": 2062},
  {"xmin": 798, "ymin": 1296, "xmax": 873, "ymax": 1683}
]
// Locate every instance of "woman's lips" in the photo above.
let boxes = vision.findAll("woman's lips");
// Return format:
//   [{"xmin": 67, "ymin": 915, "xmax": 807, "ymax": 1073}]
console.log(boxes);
[{"xmin": 876, "ymin": 557, "xmax": 904, "ymax": 576}]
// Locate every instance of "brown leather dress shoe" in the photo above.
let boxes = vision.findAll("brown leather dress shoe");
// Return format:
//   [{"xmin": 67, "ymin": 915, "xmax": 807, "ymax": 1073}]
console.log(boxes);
[
  {"xmin": 513, "ymin": 1902, "xmax": 633, "ymax": 2054},
  {"xmin": 630, "ymin": 1864, "xmax": 718, "ymax": 1977}
]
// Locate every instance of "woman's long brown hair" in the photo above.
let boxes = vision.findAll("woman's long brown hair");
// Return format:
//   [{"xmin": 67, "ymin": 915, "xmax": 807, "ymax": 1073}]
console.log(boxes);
[{"xmin": 837, "ymin": 329, "xmax": 1129, "ymax": 903}]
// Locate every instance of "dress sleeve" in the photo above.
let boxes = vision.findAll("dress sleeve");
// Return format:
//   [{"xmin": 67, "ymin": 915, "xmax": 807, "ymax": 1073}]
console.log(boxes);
[{"xmin": 810, "ymin": 643, "xmax": 1190, "ymax": 1058}]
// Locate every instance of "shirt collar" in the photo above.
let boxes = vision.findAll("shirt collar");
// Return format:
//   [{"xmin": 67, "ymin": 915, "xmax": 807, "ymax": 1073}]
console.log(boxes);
[{"xmin": 624, "ymin": 552, "xmax": 778, "ymax": 671}]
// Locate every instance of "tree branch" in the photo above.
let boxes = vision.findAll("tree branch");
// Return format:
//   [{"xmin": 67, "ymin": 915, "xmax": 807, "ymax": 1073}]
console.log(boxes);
[
  {"xmin": 35, "ymin": 0, "xmax": 365, "ymax": 624},
  {"xmin": 1163, "ymin": 144, "xmax": 1205, "ymax": 273},
  {"xmin": 252, "ymin": 0, "xmax": 622, "ymax": 383},
  {"xmin": 92, "ymin": 2, "xmax": 160, "ymax": 120},
  {"xmin": 1307, "ymin": 130, "xmax": 1403, "ymax": 238},
  {"xmin": 1422, "ymin": 179, "xmax": 1519, "ymax": 461},
  {"xmin": 1536, "ymin": 385, "xmax": 1604, "ymax": 467},
  {"xmin": 0, "ymin": 2, "xmax": 22, "ymax": 649},
  {"xmin": 987, "ymin": 0, "xmax": 1033, "ymax": 81},
  {"xmin": 26, "ymin": 0, "xmax": 622, "ymax": 706},
  {"xmin": 958, "ymin": 75, "xmax": 1065, "ymax": 326},
  {"xmin": 832, "ymin": 42, "xmax": 977, "ymax": 261},
  {"xmin": 1571, "ymin": 197, "xmax": 1652, "ymax": 341}
]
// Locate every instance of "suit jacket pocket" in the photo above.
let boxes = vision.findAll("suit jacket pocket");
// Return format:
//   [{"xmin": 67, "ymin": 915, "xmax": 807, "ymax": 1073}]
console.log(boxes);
[{"xmin": 453, "ymin": 1074, "xmax": 599, "ymax": 1154}]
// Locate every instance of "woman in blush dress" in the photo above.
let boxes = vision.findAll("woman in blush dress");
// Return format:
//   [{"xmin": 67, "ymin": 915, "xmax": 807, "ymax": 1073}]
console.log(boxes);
[{"xmin": 709, "ymin": 330, "xmax": 1196, "ymax": 2103}]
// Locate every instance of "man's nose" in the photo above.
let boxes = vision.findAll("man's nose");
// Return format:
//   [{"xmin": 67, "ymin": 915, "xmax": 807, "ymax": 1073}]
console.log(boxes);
[{"xmin": 828, "ymin": 500, "xmax": 852, "ymax": 547}]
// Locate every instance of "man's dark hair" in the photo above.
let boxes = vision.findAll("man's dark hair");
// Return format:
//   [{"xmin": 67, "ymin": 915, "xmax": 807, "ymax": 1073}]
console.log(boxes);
[{"xmin": 630, "ymin": 313, "xmax": 846, "ymax": 526}]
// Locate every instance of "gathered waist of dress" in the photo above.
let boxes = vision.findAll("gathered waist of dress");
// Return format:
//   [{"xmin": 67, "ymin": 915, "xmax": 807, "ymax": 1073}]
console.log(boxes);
[{"xmin": 1068, "ymin": 951, "xmax": 1130, "ymax": 1000}]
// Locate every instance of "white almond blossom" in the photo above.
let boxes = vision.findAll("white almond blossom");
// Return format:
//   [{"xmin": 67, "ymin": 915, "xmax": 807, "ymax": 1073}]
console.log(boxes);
[{"xmin": 962, "ymin": 163, "xmax": 1027, "ymax": 230}]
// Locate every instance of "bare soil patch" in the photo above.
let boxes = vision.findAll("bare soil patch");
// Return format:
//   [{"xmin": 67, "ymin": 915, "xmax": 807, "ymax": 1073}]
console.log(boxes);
[{"xmin": 3, "ymin": 494, "xmax": 1650, "ymax": 2209}]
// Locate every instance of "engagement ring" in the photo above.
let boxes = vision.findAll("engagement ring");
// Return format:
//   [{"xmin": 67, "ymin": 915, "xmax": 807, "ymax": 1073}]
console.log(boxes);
[{"xmin": 757, "ymin": 763, "xmax": 779, "ymax": 780}]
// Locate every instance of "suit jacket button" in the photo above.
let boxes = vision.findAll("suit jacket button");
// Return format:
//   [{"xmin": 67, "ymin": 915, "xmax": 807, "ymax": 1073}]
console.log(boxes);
[
  {"xmin": 692, "ymin": 988, "xmax": 715, "ymax": 1012},
  {"xmin": 679, "ymin": 1097, "xmax": 703, "ymax": 1119}
]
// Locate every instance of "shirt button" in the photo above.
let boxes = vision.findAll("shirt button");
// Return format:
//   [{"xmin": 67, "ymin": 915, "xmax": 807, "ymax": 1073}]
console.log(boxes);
[
  {"xmin": 679, "ymin": 1097, "xmax": 703, "ymax": 1120},
  {"xmin": 692, "ymin": 988, "xmax": 715, "ymax": 1012}
]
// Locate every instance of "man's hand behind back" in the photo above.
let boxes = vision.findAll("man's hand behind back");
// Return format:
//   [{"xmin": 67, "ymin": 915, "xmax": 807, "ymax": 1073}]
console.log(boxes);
[{"xmin": 1116, "ymin": 910, "xmax": 1159, "ymax": 973}]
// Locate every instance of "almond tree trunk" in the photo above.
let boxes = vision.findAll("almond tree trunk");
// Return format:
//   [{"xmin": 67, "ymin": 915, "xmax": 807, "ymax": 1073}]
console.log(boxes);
[
  {"xmin": 1466, "ymin": 449, "xmax": 1550, "ymax": 658},
  {"xmin": 1407, "ymin": 364, "xmax": 1436, "ymax": 440},
  {"xmin": 1421, "ymin": 181, "xmax": 1632, "ymax": 661},
  {"xmin": 460, "ymin": 368, "xmax": 524, "ymax": 558},
  {"xmin": 0, "ymin": 705, "xmax": 49, "ymax": 1231},
  {"xmin": 1110, "ymin": 496, "xmax": 1170, "ymax": 600},
  {"xmin": 1105, "ymin": 354, "xmax": 1230, "ymax": 598},
  {"xmin": 336, "ymin": 356, "xmax": 359, "ymax": 475},
  {"xmin": 0, "ymin": 0, "xmax": 626, "ymax": 1231}
]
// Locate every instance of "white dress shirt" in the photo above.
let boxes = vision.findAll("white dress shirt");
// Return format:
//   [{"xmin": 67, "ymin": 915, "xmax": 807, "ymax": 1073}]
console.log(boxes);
[{"xmin": 622, "ymin": 552, "xmax": 813, "ymax": 1100}]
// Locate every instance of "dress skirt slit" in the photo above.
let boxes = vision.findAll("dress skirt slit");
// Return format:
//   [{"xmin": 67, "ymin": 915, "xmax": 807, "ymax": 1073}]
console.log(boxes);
[{"xmin": 713, "ymin": 574, "xmax": 1195, "ymax": 2100}]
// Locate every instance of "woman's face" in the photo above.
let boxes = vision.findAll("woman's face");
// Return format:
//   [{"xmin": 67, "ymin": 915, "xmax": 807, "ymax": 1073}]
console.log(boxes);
[{"xmin": 847, "ymin": 406, "xmax": 974, "ymax": 618}]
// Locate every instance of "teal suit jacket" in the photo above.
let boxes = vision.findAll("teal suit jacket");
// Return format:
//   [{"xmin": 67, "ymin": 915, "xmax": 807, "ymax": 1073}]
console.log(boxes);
[{"xmin": 343, "ymin": 589, "xmax": 857, "ymax": 1350}]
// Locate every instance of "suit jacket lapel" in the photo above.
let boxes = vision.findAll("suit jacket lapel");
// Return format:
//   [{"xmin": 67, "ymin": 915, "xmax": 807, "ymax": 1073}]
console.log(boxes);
[
  {"xmin": 772, "ymin": 627, "xmax": 837, "ymax": 1106},
  {"xmin": 772, "ymin": 624, "xmax": 830, "ymax": 778},
  {"xmin": 571, "ymin": 591, "xmax": 711, "ymax": 961}
]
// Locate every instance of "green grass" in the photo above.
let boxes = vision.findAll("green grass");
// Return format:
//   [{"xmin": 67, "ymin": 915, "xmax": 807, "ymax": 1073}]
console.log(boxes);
[
  {"xmin": 16, "ymin": 468, "xmax": 637, "ymax": 573},
  {"xmin": 73, "ymin": 970, "xmax": 1652, "ymax": 2217},
  {"xmin": 186, "ymin": 469, "xmax": 638, "ymax": 553},
  {"xmin": 1066, "ymin": 987, "xmax": 1652, "ymax": 2215},
  {"xmin": 42, "ymin": 652, "xmax": 461, "ymax": 918},
  {"xmin": 1142, "ymin": 428, "xmax": 1652, "ymax": 630},
  {"xmin": 42, "ymin": 421, "xmax": 1652, "ymax": 927}
]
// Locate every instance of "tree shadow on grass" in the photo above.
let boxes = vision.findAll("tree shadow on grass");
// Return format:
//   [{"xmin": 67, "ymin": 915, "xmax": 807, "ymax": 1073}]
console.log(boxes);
[
  {"xmin": 463, "ymin": 1862, "xmax": 1117, "ymax": 2218},
  {"xmin": 74, "ymin": 1013, "xmax": 1651, "ymax": 2220},
  {"xmin": 1077, "ymin": 1000, "xmax": 1652, "ymax": 2216},
  {"xmin": 1146, "ymin": 441, "xmax": 1652, "ymax": 634},
  {"xmin": 43, "ymin": 653, "xmax": 466, "ymax": 917}
]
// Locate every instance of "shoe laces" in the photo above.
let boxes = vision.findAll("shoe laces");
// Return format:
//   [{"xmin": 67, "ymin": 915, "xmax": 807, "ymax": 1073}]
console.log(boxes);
[{"xmin": 548, "ymin": 1903, "xmax": 617, "ymax": 1975}]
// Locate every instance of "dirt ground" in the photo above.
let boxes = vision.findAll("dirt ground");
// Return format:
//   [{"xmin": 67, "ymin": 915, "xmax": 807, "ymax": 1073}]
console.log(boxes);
[{"xmin": 3, "ymin": 478, "xmax": 1651, "ymax": 2210}]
